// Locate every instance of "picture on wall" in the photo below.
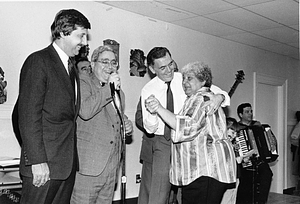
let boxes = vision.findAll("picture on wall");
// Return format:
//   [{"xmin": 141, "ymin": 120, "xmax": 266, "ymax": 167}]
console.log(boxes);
[
  {"xmin": 129, "ymin": 49, "xmax": 147, "ymax": 77},
  {"xmin": 0, "ymin": 67, "xmax": 7, "ymax": 104}
]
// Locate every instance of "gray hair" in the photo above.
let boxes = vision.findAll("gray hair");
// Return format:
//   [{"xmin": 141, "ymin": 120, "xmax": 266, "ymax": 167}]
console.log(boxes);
[
  {"xmin": 181, "ymin": 61, "xmax": 212, "ymax": 87},
  {"xmin": 90, "ymin": 45, "xmax": 117, "ymax": 62}
]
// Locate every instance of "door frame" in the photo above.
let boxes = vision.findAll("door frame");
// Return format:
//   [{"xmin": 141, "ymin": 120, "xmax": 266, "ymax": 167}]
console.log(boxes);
[{"xmin": 253, "ymin": 72, "xmax": 288, "ymax": 192}]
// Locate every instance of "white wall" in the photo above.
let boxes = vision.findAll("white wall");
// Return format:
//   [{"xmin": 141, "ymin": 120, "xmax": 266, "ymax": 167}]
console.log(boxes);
[{"xmin": 0, "ymin": 1, "xmax": 299, "ymax": 199}]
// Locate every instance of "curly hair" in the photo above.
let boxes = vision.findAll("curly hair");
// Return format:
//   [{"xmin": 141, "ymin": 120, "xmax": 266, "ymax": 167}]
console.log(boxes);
[{"xmin": 181, "ymin": 61, "xmax": 212, "ymax": 87}]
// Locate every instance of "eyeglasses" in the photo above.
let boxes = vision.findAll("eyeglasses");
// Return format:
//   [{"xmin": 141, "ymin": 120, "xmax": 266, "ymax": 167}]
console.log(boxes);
[{"xmin": 97, "ymin": 59, "xmax": 118, "ymax": 68}]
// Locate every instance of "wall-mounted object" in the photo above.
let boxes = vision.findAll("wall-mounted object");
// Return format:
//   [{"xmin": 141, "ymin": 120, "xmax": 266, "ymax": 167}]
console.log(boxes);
[
  {"xmin": 130, "ymin": 49, "xmax": 147, "ymax": 77},
  {"xmin": 0, "ymin": 67, "xmax": 7, "ymax": 104},
  {"xmin": 75, "ymin": 44, "xmax": 90, "ymax": 62},
  {"xmin": 103, "ymin": 39, "xmax": 120, "ymax": 64}
]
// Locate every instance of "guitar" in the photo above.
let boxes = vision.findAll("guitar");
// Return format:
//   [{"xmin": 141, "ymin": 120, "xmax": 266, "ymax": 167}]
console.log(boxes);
[{"xmin": 228, "ymin": 70, "xmax": 245, "ymax": 97}]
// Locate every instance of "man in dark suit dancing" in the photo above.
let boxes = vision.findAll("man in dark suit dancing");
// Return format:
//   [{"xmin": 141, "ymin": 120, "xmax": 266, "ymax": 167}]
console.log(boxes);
[{"xmin": 17, "ymin": 9, "xmax": 91, "ymax": 204}]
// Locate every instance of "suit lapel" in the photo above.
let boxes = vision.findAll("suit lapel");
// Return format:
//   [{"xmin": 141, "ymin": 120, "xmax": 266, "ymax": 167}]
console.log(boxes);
[{"xmin": 47, "ymin": 45, "xmax": 76, "ymax": 107}]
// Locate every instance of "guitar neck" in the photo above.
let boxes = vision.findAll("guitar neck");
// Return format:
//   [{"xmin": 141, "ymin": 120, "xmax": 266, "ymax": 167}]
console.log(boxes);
[{"xmin": 228, "ymin": 81, "xmax": 241, "ymax": 97}]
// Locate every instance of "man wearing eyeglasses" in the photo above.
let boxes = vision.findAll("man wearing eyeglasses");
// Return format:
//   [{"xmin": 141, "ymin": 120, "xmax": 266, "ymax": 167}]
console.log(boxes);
[
  {"xmin": 71, "ymin": 45, "xmax": 133, "ymax": 204},
  {"xmin": 136, "ymin": 47, "xmax": 231, "ymax": 204}
]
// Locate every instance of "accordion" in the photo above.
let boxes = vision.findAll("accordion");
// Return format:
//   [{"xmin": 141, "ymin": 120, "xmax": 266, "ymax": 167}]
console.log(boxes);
[{"xmin": 233, "ymin": 124, "xmax": 278, "ymax": 168}]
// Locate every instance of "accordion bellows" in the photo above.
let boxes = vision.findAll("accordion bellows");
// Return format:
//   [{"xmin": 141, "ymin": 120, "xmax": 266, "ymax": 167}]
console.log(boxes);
[{"xmin": 233, "ymin": 124, "xmax": 278, "ymax": 168}]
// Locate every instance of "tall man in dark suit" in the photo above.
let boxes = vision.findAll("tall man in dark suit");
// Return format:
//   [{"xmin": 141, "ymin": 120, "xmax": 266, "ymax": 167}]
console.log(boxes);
[{"xmin": 17, "ymin": 9, "xmax": 91, "ymax": 204}]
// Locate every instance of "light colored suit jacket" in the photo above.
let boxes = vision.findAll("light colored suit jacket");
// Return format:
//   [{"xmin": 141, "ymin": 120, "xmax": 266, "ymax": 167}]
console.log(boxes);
[{"xmin": 76, "ymin": 73, "xmax": 126, "ymax": 176}]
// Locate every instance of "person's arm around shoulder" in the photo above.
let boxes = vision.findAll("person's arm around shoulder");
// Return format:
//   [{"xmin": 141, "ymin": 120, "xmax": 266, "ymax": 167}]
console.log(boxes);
[
  {"xmin": 202, "ymin": 84, "xmax": 230, "ymax": 115},
  {"xmin": 210, "ymin": 84, "xmax": 230, "ymax": 107}
]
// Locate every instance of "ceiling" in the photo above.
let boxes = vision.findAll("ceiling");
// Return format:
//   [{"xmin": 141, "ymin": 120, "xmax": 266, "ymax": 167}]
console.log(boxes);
[{"xmin": 100, "ymin": 0, "xmax": 299, "ymax": 60}]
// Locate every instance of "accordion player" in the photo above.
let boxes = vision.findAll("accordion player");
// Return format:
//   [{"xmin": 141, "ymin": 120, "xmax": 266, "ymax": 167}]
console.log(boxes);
[{"xmin": 232, "ymin": 124, "xmax": 278, "ymax": 168}]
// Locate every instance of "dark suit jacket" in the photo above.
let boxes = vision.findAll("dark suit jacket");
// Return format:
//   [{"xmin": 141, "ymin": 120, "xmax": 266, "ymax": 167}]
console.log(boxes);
[
  {"xmin": 18, "ymin": 44, "xmax": 80, "ymax": 180},
  {"xmin": 76, "ymin": 73, "xmax": 126, "ymax": 176}
]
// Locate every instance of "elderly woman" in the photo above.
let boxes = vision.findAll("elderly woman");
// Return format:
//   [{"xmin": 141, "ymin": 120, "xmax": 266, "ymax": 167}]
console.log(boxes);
[{"xmin": 145, "ymin": 61, "xmax": 236, "ymax": 204}]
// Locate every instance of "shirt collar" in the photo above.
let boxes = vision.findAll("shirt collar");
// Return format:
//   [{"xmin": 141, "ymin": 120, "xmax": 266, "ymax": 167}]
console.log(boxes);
[
  {"xmin": 155, "ymin": 76, "xmax": 172, "ymax": 87},
  {"xmin": 53, "ymin": 42, "xmax": 69, "ymax": 69}
]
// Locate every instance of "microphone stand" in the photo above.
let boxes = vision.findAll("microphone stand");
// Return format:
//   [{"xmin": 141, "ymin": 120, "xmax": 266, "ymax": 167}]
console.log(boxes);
[{"xmin": 110, "ymin": 83, "xmax": 128, "ymax": 204}]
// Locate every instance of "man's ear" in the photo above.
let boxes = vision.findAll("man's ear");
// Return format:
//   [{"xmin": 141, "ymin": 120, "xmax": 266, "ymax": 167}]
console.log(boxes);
[
  {"xmin": 90, "ymin": 62, "xmax": 95, "ymax": 71},
  {"xmin": 148, "ymin": 65, "xmax": 155, "ymax": 74},
  {"xmin": 58, "ymin": 31, "xmax": 64, "ymax": 39}
]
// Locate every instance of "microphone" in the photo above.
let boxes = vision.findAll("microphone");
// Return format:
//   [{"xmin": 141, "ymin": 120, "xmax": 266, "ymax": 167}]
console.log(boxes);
[
  {"xmin": 110, "ymin": 82, "xmax": 121, "ymax": 98},
  {"xmin": 110, "ymin": 82, "xmax": 115, "ymax": 97}
]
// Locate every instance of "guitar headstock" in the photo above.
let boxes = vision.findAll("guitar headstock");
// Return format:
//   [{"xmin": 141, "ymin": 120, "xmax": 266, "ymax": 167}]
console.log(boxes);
[{"xmin": 235, "ymin": 70, "xmax": 245, "ymax": 83}]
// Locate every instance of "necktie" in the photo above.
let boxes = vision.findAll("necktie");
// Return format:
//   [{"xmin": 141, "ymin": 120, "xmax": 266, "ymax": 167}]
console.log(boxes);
[
  {"xmin": 68, "ymin": 58, "xmax": 76, "ymax": 101},
  {"xmin": 164, "ymin": 81, "xmax": 174, "ymax": 140}
]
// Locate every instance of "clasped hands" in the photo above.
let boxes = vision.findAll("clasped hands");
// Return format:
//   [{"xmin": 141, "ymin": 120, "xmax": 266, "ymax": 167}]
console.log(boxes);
[
  {"xmin": 145, "ymin": 93, "xmax": 224, "ymax": 115},
  {"xmin": 145, "ymin": 95, "xmax": 161, "ymax": 114}
]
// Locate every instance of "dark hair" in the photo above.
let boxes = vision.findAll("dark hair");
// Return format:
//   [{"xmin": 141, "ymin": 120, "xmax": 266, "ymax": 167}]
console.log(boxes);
[
  {"xmin": 51, "ymin": 9, "xmax": 91, "ymax": 41},
  {"xmin": 146, "ymin": 47, "xmax": 171, "ymax": 67},
  {"xmin": 226, "ymin": 117, "xmax": 238, "ymax": 130},
  {"xmin": 75, "ymin": 57, "xmax": 89, "ymax": 67},
  {"xmin": 237, "ymin": 103, "xmax": 252, "ymax": 117}
]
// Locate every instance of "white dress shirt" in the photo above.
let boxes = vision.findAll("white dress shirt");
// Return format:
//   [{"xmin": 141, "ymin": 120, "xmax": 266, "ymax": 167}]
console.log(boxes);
[{"xmin": 141, "ymin": 72, "xmax": 230, "ymax": 135}]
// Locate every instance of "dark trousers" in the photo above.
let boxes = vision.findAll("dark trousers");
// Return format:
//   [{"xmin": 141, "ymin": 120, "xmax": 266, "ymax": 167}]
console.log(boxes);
[
  {"xmin": 236, "ymin": 162, "xmax": 273, "ymax": 204},
  {"xmin": 138, "ymin": 136, "xmax": 171, "ymax": 204},
  {"xmin": 182, "ymin": 176, "xmax": 228, "ymax": 204},
  {"xmin": 20, "ymin": 165, "xmax": 76, "ymax": 204}
]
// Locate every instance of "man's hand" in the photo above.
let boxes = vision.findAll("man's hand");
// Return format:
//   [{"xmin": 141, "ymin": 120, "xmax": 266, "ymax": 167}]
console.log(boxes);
[
  {"xmin": 108, "ymin": 72, "xmax": 121, "ymax": 90},
  {"xmin": 124, "ymin": 117, "xmax": 133, "ymax": 135},
  {"xmin": 145, "ymin": 95, "xmax": 161, "ymax": 114},
  {"xmin": 202, "ymin": 93, "xmax": 225, "ymax": 115},
  {"xmin": 32, "ymin": 162, "xmax": 50, "ymax": 187}
]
